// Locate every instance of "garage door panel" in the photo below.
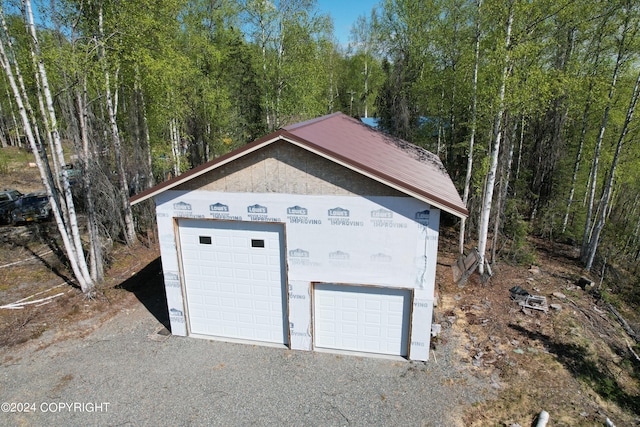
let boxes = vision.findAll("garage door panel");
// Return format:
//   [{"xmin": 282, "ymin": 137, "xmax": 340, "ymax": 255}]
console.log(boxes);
[
  {"xmin": 216, "ymin": 252, "xmax": 232, "ymax": 262},
  {"xmin": 342, "ymin": 298, "xmax": 357, "ymax": 309},
  {"xmin": 342, "ymin": 311, "xmax": 357, "ymax": 322},
  {"xmin": 343, "ymin": 324, "xmax": 358, "ymax": 335},
  {"xmin": 181, "ymin": 249, "xmax": 200, "ymax": 262},
  {"xmin": 235, "ymin": 284, "xmax": 251, "ymax": 296},
  {"xmin": 238, "ymin": 313, "xmax": 252, "ymax": 323},
  {"xmin": 364, "ymin": 326, "xmax": 379, "ymax": 337},
  {"xmin": 218, "ymin": 268, "xmax": 234, "ymax": 278},
  {"xmin": 205, "ymin": 310, "xmax": 220, "ymax": 320},
  {"xmin": 203, "ymin": 295, "xmax": 219, "ymax": 305},
  {"xmin": 254, "ymin": 300, "xmax": 270, "ymax": 311},
  {"xmin": 234, "ymin": 269, "xmax": 250, "ymax": 279},
  {"xmin": 198, "ymin": 251, "xmax": 215, "ymax": 261},
  {"xmin": 220, "ymin": 297, "xmax": 235, "ymax": 308},
  {"xmin": 365, "ymin": 300, "xmax": 382, "ymax": 311},
  {"xmin": 251, "ymin": 254, "xmax": 267, "ymax": 265},
  {"xmin": 314, "ymin": 284, "xmax": 411, "ymax": 357},
  {"xmin": 269, "ymin": 254, "xmax": 280, "ymax": 264},
  {"xmin": 189, "ymin": 307, "xmax": 206, "ymax": 318},
  {"xmin": 252, "ymin": 270, "xmax": 268, "ymax": 281},
  {"xmin": 233, "ymin": 253, "xmax": 250, "ymax": 263},
  {"xmin": 215, "ymin": 235, "xmax": 230, "ymax": 246},
  {"xmin": 200, "ymin": 266, "xmax": 217, "ymax": 277},
  {"xmin": 222, "ymin": 312, "xmax": 237, "ymax": 322},
  {"xmin": 179, "ymin": 219, "xmax": 288, "ymax": 345},
  {"xmin": 364, "ymin": 313, "xmax": 381, "ymax": 324}
]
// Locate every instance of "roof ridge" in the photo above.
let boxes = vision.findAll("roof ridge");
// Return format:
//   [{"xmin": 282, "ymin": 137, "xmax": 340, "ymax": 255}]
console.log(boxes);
[
  {"xmin": 131, "ymin": 113, "xmax": 467, "ymax": 218},
  {"xmin": 282, "ymin": 112, "xmax": 344, "ymax": 131}
]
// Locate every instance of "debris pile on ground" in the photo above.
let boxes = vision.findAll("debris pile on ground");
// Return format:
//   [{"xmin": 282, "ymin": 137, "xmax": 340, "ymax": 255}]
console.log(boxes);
[
  {"xmin": 509, "ymin": 285, "xmax": 548, "ymax": 313},
  {"xmin": 435, "ymin": 233, "xmax": 640, "ymax": 427}
]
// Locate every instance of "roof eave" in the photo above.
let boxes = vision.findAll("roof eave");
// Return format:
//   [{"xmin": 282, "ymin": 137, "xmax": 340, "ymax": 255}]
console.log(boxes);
[
  {"xmin": 130, "ymin": 128, "xmax": 468, "ymax": 219},
  {"xmin": 129, "ymin": 131, "xmax": 288, "ymax": 206},
  {"xmin": 278, "ymin": 131, "xmax": 468, "ymax": 219}
]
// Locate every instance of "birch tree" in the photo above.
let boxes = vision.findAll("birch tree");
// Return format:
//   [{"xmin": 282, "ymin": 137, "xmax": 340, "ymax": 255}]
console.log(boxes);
[
  {"xmin": 0, "ymin": 2, "xmax": 94, "ymax": 293},
  {"xmin": 584, "ymin": 70, "xmax": 640, "ymax": 270},
  {"xmin": 96, "ymin": 1, "xmax": 136, "ymax": 245},
  {"xmin": 459, "ymin": 0, "xmax": 482, "ymax": 254},
  {"xmin": 491, "ymin": 117, "xmax": 517, "ymax": 263},
  {"xmin": 75, "ymin": 79, "xmax": 105, "ymax": 281},
  {"xmin": 349, "ymin": 9, "xmax": 380, "ymax": 119},
  {"xmin": 561, "ymin": 14, "xmax": 610, "ymax": 234},
  {"xmin": 243, "ymin": 0, "xmax": 276, "ymax": 130},
  {"xmin": 477, "ymin": 1, "xmax": 513, "ymax": 275},
  {"xmin": 580, "ymin": 2, "xmax": 636, "ymax": 263},
  {"xmin": 243, "ymin": 0, "xmax": 330, "ymax": 130}
]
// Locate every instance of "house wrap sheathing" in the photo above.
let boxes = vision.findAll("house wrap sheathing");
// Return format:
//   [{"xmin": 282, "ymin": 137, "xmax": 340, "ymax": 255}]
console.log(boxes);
[{"xmin": 131, "ymin": 112, "xmax": 467, "ymax": 361}]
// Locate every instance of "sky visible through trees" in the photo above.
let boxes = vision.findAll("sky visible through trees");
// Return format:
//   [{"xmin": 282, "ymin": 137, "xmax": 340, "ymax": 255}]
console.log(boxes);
[{"xmin": 0, "ymin": 0, "xmax": 640, "ymax": 292}]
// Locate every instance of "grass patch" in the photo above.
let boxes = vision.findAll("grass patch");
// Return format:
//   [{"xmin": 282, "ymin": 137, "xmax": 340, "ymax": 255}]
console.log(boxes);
[
  {"xmin": 0, "ymin": 156, "xmax": 8, "ymax": 174},
  {"xmin": 0, "ymin": 146, "xmax": 33, "ymax": 171}
]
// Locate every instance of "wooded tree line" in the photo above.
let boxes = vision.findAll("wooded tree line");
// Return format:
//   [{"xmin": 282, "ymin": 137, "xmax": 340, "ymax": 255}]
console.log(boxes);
[{"xmin": 0, "ymin": 0, "xmax": 639, "ymax": 292}]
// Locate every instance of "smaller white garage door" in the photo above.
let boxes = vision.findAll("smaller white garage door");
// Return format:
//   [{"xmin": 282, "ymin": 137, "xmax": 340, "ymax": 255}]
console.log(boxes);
[
  {"xmin": 178, "ymin": 219, "xmax": 288, "ymax": 345},
  {"xmin": 313, "ymin": 284, "xmax": 411, "ymax": 357}
]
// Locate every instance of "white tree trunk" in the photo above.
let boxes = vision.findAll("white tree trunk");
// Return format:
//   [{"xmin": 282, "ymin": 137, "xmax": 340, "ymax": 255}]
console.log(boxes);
[
  {"xmin": 562, "ymin": 110, "xmax": 587, "ymax": 234},
  {"xmin": 0, "ymin": 4, "xmax": 93, "ymax": 292},
  {"xmin": 491, "ymin": 119, "xmax": 517, "ymax": 264},
  {"xmin": 459, "ymin": 0, "xmax": 482, "ymax": 254},
  {"xmin": 98, "ymin": 5, "xmax": 136, "ymax": 246},
  {"xmin": 22, "ymin": 3, "xmax": 68, "ymax": 223},
  {"xmin": 514, "ymin": 115, "xmax": 524, "ymax": 184},
  {"xmin": 562, "ymin": 29, "xmax": 603, "ymax": 234},
  {"xmin": 170, "ymin": 118, "xmax": 181, "ymax": 177},
  {"xmin": 0, "ymin": 103, "xmax": 7, "ymax": 148},
  {"xmin": 580, "ymin": 21, "xmax": 627, "ymax": 262},
  {"xmin": 364, "ymin": 58, "xmax": 369, "ymax": 118},
  {"xmin": 76, "ymin": 80, "xmax": 104, "ymax": 282},
  {"xmin": 135, "ymin": 67, "xmax": 154, "ymax": 189},
  {"xmin": 24, "ymin": 0, "xmax": 93, "ymax": 286},
  {"xmin": 3, "ymin": 85, "xmax": 21, "ymax": 147},
  {"xmin": 478, "ymin": 3, "xmax": 513, "ymax": 275},
  {"xmin": 261, "ymin": 18, "xmax": 270, "ymax": 130},
  {"xmin": 585, "ymin": 70, "xmax": 640, "ymax": 270},
  {"xmin": 630, "ymin": 197, "xmax": 640, "ymax": 252}
]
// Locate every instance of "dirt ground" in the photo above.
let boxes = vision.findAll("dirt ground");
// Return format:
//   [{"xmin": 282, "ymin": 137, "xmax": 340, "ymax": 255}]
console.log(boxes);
[
  {"xmin": 0, "ymin": 202, "xmax": 639, "ymax": 427},
  {"xmin": 435, "ymin": 227, "xmax": 640, "ymax": 426},
  {"xmin": 0, "ymin": 222, "xmax": 165, "ymax": 348}
]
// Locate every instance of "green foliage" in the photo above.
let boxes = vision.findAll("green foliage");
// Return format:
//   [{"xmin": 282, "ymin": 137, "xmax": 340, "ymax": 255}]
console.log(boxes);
[
  {"xmin": 0, "ymin": 154, "xmax": 8, "ymax": 175},
  {"xmin": 502, "ymin": 199, "xmax": 536, "ymax": 265},
  {"xmin": 0, "ymin": 148, "xmax": 32, "ymax": 175},
  {"xmin": 0, "ymin": 0, "xmax": 639, "ymax": 285}
]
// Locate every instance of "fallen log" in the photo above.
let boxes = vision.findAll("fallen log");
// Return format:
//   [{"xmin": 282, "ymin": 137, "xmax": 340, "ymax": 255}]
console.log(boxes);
[
  {"xmin": 605, "ymin": 303, "xmax": 638, "ymax": 343},
  {"xmin": 0, "ymin": 292, "xmax": 66, "ymax": 309},
  {"xmin": 626, "ymin": 339, "xmax": 640, "ymax": 363}
]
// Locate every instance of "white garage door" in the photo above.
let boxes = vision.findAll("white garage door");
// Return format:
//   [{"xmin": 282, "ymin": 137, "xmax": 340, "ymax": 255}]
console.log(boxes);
[
  {"xmin": 178, "ymin": 219, "xmax": 288, "ymax": 345},
  {"xmin": 313, "ymin": 284, "xmax": 411, "ymax": 356}
]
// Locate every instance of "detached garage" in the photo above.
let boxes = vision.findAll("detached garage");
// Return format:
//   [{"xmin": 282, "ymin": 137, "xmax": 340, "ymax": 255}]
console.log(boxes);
[{"xmin": 130, "ymin": 112, "xmax": 467, "ymax": 361}]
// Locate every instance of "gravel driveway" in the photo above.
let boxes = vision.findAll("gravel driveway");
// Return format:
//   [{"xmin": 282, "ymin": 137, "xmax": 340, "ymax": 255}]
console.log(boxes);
[{"xmin": 0, "ymin": 298, "xmax": 492, "ymax": 426}]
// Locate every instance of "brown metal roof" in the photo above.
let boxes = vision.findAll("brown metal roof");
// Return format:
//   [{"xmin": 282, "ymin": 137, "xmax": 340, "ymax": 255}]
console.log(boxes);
[
  {"xmin": 131, "ymin": 112, "xmax": 468, "ymax": 218},
  {"xmin": 282, "ymin": 113, "xmax": 467, "ymax": 217}
]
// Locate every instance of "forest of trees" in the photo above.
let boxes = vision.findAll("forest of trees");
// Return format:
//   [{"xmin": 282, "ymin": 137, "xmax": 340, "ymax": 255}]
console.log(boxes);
[{"xmin": 1, "ymin": 0, "xmax": 639, "ymax": 294}]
